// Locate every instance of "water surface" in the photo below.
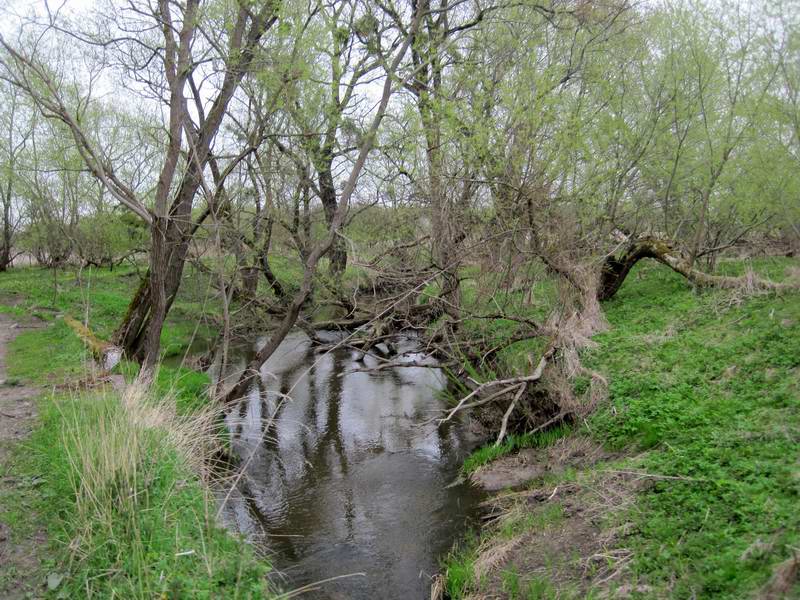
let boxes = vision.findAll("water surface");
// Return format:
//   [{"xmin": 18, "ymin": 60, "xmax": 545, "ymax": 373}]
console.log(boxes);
[{"xmin": 218, "ymin": 332, "xmax": 483, "ymax": 599}]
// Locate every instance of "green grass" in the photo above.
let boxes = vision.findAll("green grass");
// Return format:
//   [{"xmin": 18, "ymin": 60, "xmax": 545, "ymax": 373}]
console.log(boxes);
[
  {"xmin": 441, "ymin": 531, "xmax": 480, "ymax": 599},
  {"xmin": 0, "ymin": 265, "xmax": 219, "ymax": 405},
  {"xmin": 0, "ymin": 391, "xmax": 270, "ymax": 599},
  {"xmin": 502, "ymin": 569, "xmax": 560, "ymax": 600},
  {"xmin": 7, "ymin": 319, "xmax": 87, "ymax": 384},
  {"xmin": 462, "ymin": 424, "xmax": 571, "ymax": 474},
  {"xmin": 585, "ymin": 258, "xmax": 800, "ymax": 598},
  {"xmin": 0, "ymin": 265, "xmax": 271, "ymax": 597},
  {"xmin": 0, "ymin": 264, "xmax": 217, "ymax": 366},
  {"xmin": 446, "ymin": 256, "xmax": 800, "ymax": 599},
  {"xmin": 441, "ymin": 502, "xmax": 568, "ymax": 599}
]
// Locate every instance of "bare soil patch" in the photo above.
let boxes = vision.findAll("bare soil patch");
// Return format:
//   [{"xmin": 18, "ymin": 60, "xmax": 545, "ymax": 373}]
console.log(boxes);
[
  {"xmin": 461, "ymin": 469, "xmax": 646, "ymax": 600},
  {"xmin": 470, "ymin": 435, "xmax": 611, "ymax": 492},
  {"xmin": 0, "ymin": 313, "xmax": 49, "ymax": 599},
  {"xmin": 440, "ymin": 437, "xmax": 656, "ymax": 599}
]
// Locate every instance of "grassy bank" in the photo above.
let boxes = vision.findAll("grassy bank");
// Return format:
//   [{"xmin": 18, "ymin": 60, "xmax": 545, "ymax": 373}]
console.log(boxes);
[
  {"xmin": 445, "ymin": 257, "xmax": 800, "ymax": 599},
  {"xmin": 0, "ymin": 265, "xmax": 275, "ymax": 598},
  {"xmin": 0, "ymin": 264, "xmax": 216, "ymax": 379},
  {"xmin": 1, "ymin": 389, "xmax": 270, "ymax": 598}
]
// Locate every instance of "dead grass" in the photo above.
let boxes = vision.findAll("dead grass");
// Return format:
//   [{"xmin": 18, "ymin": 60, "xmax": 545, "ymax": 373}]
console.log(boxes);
[
  {"xmin": 458, "ymin": 435, "xmax": 641, "ymax": 599},
  {"xmin": 43, "ymin": 381, "xmax": 269, "ymax": 598},
  {"xmin": 471, "ymin": 435, "xmax": 609, "ymax": 492},
  {"xmin": 757, "ymin": 550, "xmax": 800, "ymax": 600}
]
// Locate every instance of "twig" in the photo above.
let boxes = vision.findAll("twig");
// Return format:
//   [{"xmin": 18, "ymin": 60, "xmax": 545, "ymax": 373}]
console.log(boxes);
[
  {"xmin": 602, "ymin": 469, "xmax": 706, "ymax": 482},
  {"xmin": 495, "ymin": 383, "xmax": 526, "ymax": 446},
  {"xmin": 437, "ymin": 348, "xmax": 553, "ymax": 425}
]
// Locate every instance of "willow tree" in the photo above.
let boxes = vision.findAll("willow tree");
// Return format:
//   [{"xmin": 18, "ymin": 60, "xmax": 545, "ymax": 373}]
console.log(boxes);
[
  {"xmin": 224, "ymin": 1, "xmax": 426, "ymax": 402},
  {"xmin": 0, "ymin": 82, "xmax": 32, "ymax": 271},
  {"xmin": 0, "ymin": 0, "xmax": 283, "ymax": 374}
]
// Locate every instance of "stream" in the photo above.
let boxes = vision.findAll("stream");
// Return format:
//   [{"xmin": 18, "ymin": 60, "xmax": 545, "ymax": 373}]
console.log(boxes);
[{"xmin": 215, "ymin": 331, "xmax": 485, "ymax": 599}]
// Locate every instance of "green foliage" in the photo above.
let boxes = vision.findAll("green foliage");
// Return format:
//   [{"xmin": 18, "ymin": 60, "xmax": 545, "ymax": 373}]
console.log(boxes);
[
  {"xmin": 442, "ymin": 504, "xmax": 569, "ymax": 599},
  {"xmin": 0, "ymin": 264, "xmax": 275, "ymax": 598},
  {"xmin": 73, "ymin": 212, "xmax": 147, "ymax": 267},
  {"xmin": 501, "ymin": 569, "xmax": 563, "ymax": 600},
  {"xmin": 441, "ymin": 532, "xmax": 480, "ymax": 599},
  {"xmin": 447, "ymin": 258, "xmax": 800, "ymax": 599},
  {"xmin": 585, "ymin": 258, "xmax": 800, "ymax": 598}
]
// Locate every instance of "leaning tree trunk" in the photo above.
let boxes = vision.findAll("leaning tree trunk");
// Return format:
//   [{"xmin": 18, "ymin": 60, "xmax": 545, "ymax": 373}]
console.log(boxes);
[
  {"xmin": 599, "ymin": 236, "xmax": 797, "ymax": 301},
  {"xmin": 257, "ymin": 216, "xmax": 285, "ymax": 300},
  {"xmin": 112, "ymin": 220, "xmax": 194, "ymax": 361},
  {"xmin": 318, "ymin": 165, "xmax": 347, "ymax": 278}
]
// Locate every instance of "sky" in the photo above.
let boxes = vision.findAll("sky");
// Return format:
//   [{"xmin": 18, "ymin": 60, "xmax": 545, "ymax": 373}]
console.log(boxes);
[{"xmin": 0, "ymin": 0, "xmax": 96, "ymax": 42}]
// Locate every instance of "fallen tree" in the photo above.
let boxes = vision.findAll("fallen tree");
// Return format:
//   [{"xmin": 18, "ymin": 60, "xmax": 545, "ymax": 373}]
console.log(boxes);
[{"xmin": 599, "ymin": 236, "xmax": 799, "ymax": 301}]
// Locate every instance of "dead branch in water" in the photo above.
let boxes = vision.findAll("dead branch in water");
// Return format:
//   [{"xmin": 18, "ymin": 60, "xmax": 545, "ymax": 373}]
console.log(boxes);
[{"xmin": 436, "ymin": 347, "xmax": 554, "ymax": 426}]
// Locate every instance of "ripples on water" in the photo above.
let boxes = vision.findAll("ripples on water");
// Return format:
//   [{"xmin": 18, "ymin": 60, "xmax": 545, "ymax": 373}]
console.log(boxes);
[{"xmin": 217, "ymin": 332, "xmax": 484, "ymax": 600}]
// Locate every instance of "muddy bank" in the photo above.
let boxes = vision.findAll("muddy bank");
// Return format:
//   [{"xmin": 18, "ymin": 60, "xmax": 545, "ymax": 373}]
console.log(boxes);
[
  {"xmin": 470, "ymin": 435, "xmax": 610, "ymax": 492},
  {"xmin": 442, "ymin": 436, "xmax": 640, "ymax": 599}
]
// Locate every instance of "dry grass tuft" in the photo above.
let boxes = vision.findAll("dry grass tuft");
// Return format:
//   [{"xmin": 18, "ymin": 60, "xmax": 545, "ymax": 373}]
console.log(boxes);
[
  {"xmin": 471, "ymin": 536, "xmax": 526, "ymax": 580},
  {"xmin": 758, "ymin": 550, "xmax": 800, "ymax": 600},
  {"xmin": 60, "ymin": 381, "xmax": 226, "ymax": 563},
  {"xmin": 429, "ymin": 573, "xmax": 445, "ymax": 600}
]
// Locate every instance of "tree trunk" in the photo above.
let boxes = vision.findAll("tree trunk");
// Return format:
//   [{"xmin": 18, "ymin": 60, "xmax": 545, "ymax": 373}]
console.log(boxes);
[
  {"xmin": 258, "ymin": 216, "xmax": 285, "ymax": 300},
  {"xmin": 599, "ymin": 236, "xmax": 796, "ymax": 301},
  {"xmin": 240, "ymin": 265, "xmax": 259, "ymax": 299},
  {"xmin": 318, "ymin": 163, "xmax": 347, "ymax": 278},
  {"xmin": 110, "ymin": 3, "xmax": 280, "ymax": 366},
  {"xmin": 421, "ymin": 101, "xmax": 462, "ymax": 320},
  {"xmin": 112, "ymin": 222, "xmax": 193, "ymax": 361}
]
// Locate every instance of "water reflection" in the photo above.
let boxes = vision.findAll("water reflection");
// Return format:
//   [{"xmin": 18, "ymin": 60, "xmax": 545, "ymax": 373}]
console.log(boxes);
[{"xmin": 219, "ymin": 332, "xmax": 483, "ymax": 599}]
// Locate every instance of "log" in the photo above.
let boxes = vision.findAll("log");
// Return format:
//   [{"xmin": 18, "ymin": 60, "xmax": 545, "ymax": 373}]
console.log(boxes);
[{"xmin": 64, "ymin": 315, "xmax": 123, "ymax": 370}]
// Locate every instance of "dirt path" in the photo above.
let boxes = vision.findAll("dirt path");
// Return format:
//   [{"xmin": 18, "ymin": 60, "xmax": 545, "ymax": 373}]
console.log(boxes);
[{"xmin": 0, "ymin": 312, "xmax": 48, "ymax": 599}]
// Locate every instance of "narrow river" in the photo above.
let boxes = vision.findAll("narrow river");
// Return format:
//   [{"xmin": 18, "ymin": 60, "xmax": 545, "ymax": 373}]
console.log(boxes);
[{"xmin": 216, "ymin": 331, "xmax": 484, "ymax": 599}]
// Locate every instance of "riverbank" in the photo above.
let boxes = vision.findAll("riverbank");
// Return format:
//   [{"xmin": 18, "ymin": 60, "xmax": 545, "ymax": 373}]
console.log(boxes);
[
  {"xmin": 2, "ymin": 258, "xmax": 797, "ymax": 598},
  {"xmin": 0, "ymin": 269, "xmax": 273, "ymax": 598},
  {"xmin": 442, "ymin": 258, "xmax": 800, "ymax": 599}
]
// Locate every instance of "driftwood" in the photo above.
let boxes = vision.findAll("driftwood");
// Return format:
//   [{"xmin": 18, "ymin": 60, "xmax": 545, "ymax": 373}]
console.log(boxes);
[
  {"xmin": 436, "ymin": 347, "xmax": 555, "ymax": 427},
  {"xmin": 64, "ymin": 315, "xmax": 122, "ymax": 370},
  {"xmin": 599, "ymin": 236, "xmax": 798, "ymax": 301}
]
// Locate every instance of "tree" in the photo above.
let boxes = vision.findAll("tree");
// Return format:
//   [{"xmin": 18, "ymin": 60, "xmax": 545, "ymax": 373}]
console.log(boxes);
[
  {"xmin": 0, "ymin": 0, "xmax": 282, "ymax": 375},
  {"xmin": 0, "ymin": 82, "xmax": 33, "ymax": 270}
]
